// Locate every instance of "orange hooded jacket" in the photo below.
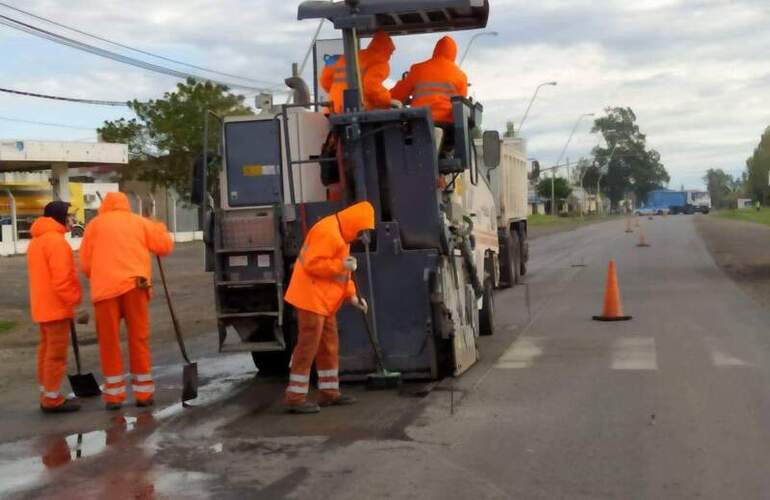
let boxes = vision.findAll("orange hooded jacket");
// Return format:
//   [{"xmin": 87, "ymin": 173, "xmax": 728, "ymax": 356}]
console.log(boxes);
[
  {"xmin": 79, "ymin": 192, "xmax": 174, "ymax": 304},
  {"xmin": 284, "ymin": 201, "xmax": 375, "ymax": 317},
  {"xmin": 320, "ymin": 31, "xmax": 395, "ymax": 113},
  {"xmin": 26, "ymin": 217, "xmax": 82, "ymax": 323},
  {"xmin": 391, "ymin": 36, "xmax": 468, "ymax": 125}
]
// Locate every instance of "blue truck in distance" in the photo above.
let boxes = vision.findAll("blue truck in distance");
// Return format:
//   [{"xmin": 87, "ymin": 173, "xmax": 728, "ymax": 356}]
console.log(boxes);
[{"xmin": 640, "ymin": 189, "xmax": 711, "ymax": 215}]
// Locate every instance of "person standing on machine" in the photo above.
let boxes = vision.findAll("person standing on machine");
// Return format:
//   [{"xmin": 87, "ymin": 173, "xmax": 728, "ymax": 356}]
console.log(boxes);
[
  {"xmin": 79, "ymin": 192, "xmax": 173, "ymax": 410},
  {"xmin": 283, "ymin": 201, "xmax": 374, "ymax": 414},
  {"xmin": 27, "ymin": 201, "xmax": 83, "ymax": 413},
  {"xmin": 320, "ymin": 30, "xmax": 398, "ymax": 113}
]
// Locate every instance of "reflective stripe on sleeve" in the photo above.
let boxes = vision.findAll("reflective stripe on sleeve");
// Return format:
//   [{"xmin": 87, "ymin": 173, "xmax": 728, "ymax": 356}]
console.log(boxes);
[{"xmin": 414, "ymin": 82, "xmax": 455, "ymax": 92}]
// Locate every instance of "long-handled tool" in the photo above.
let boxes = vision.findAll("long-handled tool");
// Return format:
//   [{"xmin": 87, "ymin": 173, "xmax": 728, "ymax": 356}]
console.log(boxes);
[
  {"xmin": 156, "ymin": 256, "xmax": 198, "ymax": 402},
  {"xmin": 67, "ymin": 320, "xmax": 101, "ymax": 398},
  {"xmin": 352, "ymin": 232, "xmax": 402, "ymax": 390}
]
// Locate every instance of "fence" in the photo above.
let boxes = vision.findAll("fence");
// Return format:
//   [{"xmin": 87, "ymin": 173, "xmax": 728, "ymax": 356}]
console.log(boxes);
[{"xmin": 1, "ymin": 188, "xmax": 202, "ymax": 257}]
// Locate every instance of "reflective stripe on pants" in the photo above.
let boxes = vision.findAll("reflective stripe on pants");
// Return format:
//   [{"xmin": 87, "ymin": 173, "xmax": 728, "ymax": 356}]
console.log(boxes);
[
  {"xmin": 285, "ymin": 309, "xmax": 341, "ymax": 404},
  {"xmin": 95, "ymin": 287, "xmax": 152, "ymax": 403},
  {"xmin": 38, "ymin": 319, "xmax": 69, "ymax": 409}
]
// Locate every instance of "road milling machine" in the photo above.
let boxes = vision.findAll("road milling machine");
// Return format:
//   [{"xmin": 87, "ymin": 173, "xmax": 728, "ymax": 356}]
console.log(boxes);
[{"xmin": 194, "ymin": 0, "xmax": 504, "ymax": 380}]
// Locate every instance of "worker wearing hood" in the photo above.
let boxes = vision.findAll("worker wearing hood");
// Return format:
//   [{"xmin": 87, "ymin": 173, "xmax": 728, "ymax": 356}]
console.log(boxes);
[
  {"xmin": 320, "ymin": 31, "xmax": 396, "ymax": 113},
  {"xmin": 283, "ymin": 201, "xmax": 375, "ymax": 413},
  {"xmin": 391, "ymin": 36, "xmax": 468, "ymax": 125},
  {"xmin": 27, "ymin": 201, "xmax": 83, "ymax": 413},
  {"xmin": 80, "ymin": 192, "xmax": 173, "ymax": 409}
]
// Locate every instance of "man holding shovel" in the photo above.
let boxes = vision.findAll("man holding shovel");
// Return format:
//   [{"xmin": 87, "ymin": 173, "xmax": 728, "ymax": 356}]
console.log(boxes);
[
  {"xmin": 283, "ymin": 201, "xmax": 374, "ymax": 414},
  {"xmin": 80, "ymin": 192, "xmax": 173, "ymax": 410},
  {"xmin": 27, "ymin": 201, "xmax": 83, "ymax": 413}
]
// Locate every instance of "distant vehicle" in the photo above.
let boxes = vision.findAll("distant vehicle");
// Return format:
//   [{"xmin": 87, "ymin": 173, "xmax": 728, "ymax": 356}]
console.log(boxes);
[
  {"xmin": 686, "ymin": 190, "xmax": 711, "ymax": 214},
  {"xmin": 634, "ymin": 206, "xmax": 669, "ymax": 216}
]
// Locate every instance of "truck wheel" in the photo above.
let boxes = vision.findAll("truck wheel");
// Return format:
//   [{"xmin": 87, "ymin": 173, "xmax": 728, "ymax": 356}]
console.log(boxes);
[
  {"xmin": 510, "ymin": 230, "xmax": 522, "ymax": 285},
  {"xmin": 479, "ymin": 278, "xmax": 495, "ymax": 336},
  {"xmin": 498, "ymin": 233, "xmax": 514, "ymax": 289}
]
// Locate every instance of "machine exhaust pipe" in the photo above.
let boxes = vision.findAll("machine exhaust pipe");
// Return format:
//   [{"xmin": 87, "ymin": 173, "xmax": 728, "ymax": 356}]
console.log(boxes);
[{"xmin": 285, "ymin": 76, "xmax": 311, "ymax": 107}]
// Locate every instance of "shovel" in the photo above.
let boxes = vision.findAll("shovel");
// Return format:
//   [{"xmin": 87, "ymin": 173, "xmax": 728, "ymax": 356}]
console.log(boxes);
[
  {"xmin": 67, "ymin": 320, "xmax": 101, "ymax": 398},
  {"xmin": 156, "ymin": 255, "xmax": 198, "ymax": 403}
]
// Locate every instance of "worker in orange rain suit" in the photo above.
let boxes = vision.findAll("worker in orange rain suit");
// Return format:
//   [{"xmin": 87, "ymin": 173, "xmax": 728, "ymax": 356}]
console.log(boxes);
[
  {"xmin": 390, "ymin": 35, "xmax": 468, "ymax": 125},
  {"xmin": 283, "ymin": 201, "xmax": 375, "ymax": 414},
  {"xmin": 27, "ymin": 201, "xmax": 83, "ymax": 413},
  {"xmin": 320, "ymin": 30, "xmax": 397, "ymax": 113},
  {"xmin": 79, "ymin": 192, "xmax": 174, "ymax": 410}
]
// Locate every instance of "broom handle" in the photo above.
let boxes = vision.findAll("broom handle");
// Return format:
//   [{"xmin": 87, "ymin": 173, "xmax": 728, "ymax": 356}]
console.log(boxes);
[
  {"xmin": 156, "ymin": 256, "xmax": 192, "ymax": 364},
  {"xmin": 69, "ymin": 320, "xmax": 83, "ymax": 374},
  {"xmin": 351, "ymin": 272, "xmax": 386, "ymax": 373}
]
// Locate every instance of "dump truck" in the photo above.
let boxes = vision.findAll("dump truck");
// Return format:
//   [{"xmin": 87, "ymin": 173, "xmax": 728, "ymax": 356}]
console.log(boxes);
[{"xmin": 196, "ymin": 0, "xmax": 506, "ymax": 380}]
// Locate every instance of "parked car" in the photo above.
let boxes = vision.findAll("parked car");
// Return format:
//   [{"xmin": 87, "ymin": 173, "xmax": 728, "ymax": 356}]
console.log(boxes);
[{"xmin": 634, "ymin": 206, "xmax": 669, "ymax": 216}]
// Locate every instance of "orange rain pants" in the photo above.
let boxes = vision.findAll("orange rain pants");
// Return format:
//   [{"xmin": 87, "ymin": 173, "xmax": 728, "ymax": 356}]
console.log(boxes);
[
  {"xmin": 37, "ymin": 319, "xmax": 70, "ymax": 409},
  {"xmin": 285, "ymin": 309, "xmax": 341, "ymax": 405},
  {"xmin": 94, "ymin": 287, "xmax": 154, "ymax": 404}
]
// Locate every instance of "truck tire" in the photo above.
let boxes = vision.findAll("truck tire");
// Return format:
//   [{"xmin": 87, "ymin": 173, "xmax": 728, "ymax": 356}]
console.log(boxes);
[
  {"xmin": 510, "ymin": 230, "xmax": 522, "ymax": 285},
  {"xmin": 519, "ymin": 230, "xmax": 529, "ymax": 277},
  {"xmin": 498, "ymin": 232, "xmax": 514, "ymax": 289},
  {"xmin": 479, "ymin": 278, "xmax": 495, "ymax": 336}
]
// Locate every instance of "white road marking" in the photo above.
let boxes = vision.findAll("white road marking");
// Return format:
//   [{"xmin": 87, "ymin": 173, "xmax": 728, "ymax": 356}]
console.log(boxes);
[
  {"xmin": 710, "ymin": 347, "xmax": 750, "ymax": 367},
  {"xmin": 495, "ymin": 337, "xmax": 544, "ymax": 369},
  {"xmin": 611, "ymin": 337, "xmax": 657, "ymax": 370}
]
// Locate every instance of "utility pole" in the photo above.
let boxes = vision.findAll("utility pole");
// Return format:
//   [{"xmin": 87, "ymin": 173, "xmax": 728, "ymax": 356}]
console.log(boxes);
[{"xmin": 552, "ymin": 113, "xmax": 594, "ymax": 215}]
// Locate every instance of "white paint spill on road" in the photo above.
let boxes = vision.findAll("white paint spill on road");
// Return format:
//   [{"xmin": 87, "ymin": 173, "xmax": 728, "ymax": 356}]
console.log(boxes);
[
  {"xmin": 611, "ymin": 337, "xmax": 658, "ymax": 370},
  {"xmin": 494, "ymin": 337, "xmax": 544, "ymax": 369}
]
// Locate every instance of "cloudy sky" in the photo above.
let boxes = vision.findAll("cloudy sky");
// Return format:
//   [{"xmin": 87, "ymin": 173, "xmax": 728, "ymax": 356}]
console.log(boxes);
[{"xmin": 2, "ymin": 0, "xmax": 769, "ymax": 189}]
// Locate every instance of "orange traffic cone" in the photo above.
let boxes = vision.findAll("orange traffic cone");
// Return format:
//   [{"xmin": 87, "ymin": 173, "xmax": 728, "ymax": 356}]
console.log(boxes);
[
  {"xmin": 637, "ymin": 229, "xmax": 650, "ymax": 247},
  {"xmin": 624, "ymin": 218, "xmax": 633, "ymax": 233},
  {"xmin": 593, "ymin": 260, "xmax": 632, "ymax": 321}
]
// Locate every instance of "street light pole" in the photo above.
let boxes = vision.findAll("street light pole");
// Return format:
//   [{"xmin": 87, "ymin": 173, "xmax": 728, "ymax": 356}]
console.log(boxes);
[
  {"xmin": 459, "ymin": 31, "xmax": 499, "ymax": 67},
  {"xmin": 518, "ymin": 81, "xmax": 557, "ymax": 134},
  {"xmin": 551, "ymin": 113, "xmax": 595, "ymax": 216}
]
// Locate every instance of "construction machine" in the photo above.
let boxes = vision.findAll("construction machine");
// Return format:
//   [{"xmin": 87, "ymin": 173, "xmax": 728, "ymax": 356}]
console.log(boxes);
[{"xmin": 194, "ymin": 0, "xmax": 501, "ymax": 380}]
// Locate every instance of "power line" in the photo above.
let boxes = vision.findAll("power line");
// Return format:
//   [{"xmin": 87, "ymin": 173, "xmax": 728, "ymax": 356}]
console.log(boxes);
[
  {"xmin": 0, "ymin": 14, "xmax": 272, "ymax": 92},
  {"xmin": 0, "ymin": 115, "xmax": 96, "ymax": 131},
  {"xmin": 0, "ymin": 86, "xmax": 128, "ymax": 106},
  {"xmin": 0, "ymin": 1, "xmax": 279, "ymax": 87}
]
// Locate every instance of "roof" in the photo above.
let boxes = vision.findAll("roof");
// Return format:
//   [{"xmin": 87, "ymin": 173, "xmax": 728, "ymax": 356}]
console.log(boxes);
[
  {"xmin": 0, "ymin": 140, "xmax": 128, "ymax": 172},
  {"xmin": 298, "ymin": 0, "xmax": 489, "ymax": 36}
]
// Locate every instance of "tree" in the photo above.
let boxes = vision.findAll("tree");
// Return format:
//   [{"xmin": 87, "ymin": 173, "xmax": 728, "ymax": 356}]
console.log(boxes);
[
  {"xmin": 703, "ymin": 168, "xmax": 737, "ymax": 209},
  {"xmin": 746, "ymin": 127, "xmax": 770, "ymax": 204},
  {"xmin": 591, "ymin": 107, "xmax": 669, "ymax": 208},
  {"xmin": 536, "ymin": 177, "xmax": 572, "ymax": 201},
  {"xmin": 99, "ymin": 78, "xmax": 251, "ymax": 197}
]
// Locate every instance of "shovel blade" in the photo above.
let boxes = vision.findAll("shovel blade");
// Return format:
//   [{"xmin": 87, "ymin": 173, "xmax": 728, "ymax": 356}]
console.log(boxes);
[
  {"xmin": 68, "ymin": 373, "xmax": 102, "ymax": 398},
  {"xmin": 182, "ymin": 363, "xmax": 198, "ymax": 402}
]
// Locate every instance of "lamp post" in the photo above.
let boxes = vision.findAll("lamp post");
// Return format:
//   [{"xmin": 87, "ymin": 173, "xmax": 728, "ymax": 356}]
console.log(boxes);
[
  {"xmin": 459, "ymin": 31, "xmax": 499, "ymax": 67},
  {"xmin": 518, "ymin": 81, "xmax": 557, "ymax": 134},
  {"xmin": 551, "ymin": 113, "xmax": 595, "ymax": 215}
]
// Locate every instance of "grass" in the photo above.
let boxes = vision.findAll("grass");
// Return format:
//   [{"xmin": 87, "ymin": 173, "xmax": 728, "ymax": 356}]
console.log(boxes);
[
  {"xmin": 716, "ymin": 209, "xmax": 770, "ymax": 226},
  {"xmin": 0, "ymin": 320, "xmax": 17, "ymax": 334}
]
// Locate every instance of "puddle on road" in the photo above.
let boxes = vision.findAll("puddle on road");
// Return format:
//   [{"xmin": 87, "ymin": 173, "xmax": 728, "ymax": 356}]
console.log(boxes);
[{"xmin": 0, "ymin": 365, "xmax": 256, "ymax": 498}]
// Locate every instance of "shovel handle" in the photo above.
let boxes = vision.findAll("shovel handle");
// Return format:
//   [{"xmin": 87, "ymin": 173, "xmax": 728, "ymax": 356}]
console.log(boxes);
[
  {"xmin": 350, "ymin": 272, "xmax": 386, "ymax": 373},
  {"xmin": 156, "ymin": 255, "xmax": 192, "ymax": 365},
  {"xmin": 69, "ymin": 320, "xmax": 83, "ymax": 375}
]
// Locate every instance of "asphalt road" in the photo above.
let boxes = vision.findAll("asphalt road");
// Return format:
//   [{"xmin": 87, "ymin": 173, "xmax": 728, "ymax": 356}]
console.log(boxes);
[{"xmin": 2, "ymin": 215, "xmax": 770, "ymax": 499}]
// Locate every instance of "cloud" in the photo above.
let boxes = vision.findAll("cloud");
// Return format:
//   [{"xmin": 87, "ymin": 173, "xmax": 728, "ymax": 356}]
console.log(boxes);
[{"xmin": 1, "ymin": 0, "xmax": 770, "ymax": 188}]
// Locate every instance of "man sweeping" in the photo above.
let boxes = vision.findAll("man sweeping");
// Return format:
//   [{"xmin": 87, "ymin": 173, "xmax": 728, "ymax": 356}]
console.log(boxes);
[
  {"xmin": 80, "ymin": 192, "xmax": 173, "ymax": 410},
  {"xmin": 284, "ymin": 201, "xmax": 375, "ymax": 414},
  {"xmin": 27, "ymin": 201, "xmax": 82, "ymax": 413}
]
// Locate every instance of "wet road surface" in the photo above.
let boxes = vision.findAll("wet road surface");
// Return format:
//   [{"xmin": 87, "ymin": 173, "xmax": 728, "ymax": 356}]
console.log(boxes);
[{"xmin": 2, "ymin": 215, "xmax": 770, "ymax": 499}]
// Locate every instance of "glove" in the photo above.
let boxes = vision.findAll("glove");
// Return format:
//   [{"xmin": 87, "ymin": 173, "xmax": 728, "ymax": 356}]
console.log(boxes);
[
  {"xmin": 350, "ymin": 296, "xmax": 368, "ymax": 315},
  {"xmin": 390, "ymin": 99, "xmax": 403, "ymax": 109},
  {"xmin": 76, "ymin": 309, "xmax": 90, "ymax": 325},
  {"xmin": 343, "ymin": 256, "xmax": 358, "ymax": 272}
]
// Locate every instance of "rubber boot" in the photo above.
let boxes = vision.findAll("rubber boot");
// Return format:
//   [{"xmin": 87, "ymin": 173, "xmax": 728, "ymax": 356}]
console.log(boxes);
[
  {"xmin": 286, "ymin": 401, "xmax": 321, "ymax": 414},
  {"xmin": 41, "ymin": 399, "xmax": 81, "ymax": 414},
  {"xmin": 319, "ymin": 395, "xmax": 357, "ymax": 407}
]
